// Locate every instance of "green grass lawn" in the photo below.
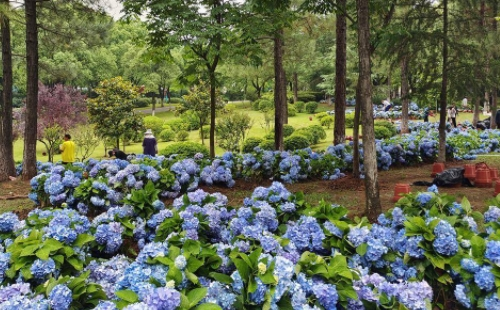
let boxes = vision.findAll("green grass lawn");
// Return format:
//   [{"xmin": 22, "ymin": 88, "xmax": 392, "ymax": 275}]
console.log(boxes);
[{"xmin": 12, "ymin": 105, "xmax": 480, "ymax": 162}]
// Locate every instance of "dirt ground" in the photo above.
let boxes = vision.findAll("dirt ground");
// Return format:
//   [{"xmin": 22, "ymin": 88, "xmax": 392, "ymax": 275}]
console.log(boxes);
[{"xmin": 1, "ymin": 159, "xmax": 499, "ymax": 220}]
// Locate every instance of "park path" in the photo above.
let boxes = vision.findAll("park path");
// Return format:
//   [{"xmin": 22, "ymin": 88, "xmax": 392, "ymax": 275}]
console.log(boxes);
[{"xmin": 135, "ymin": 105, "xmax": 175, "ymax": 114}]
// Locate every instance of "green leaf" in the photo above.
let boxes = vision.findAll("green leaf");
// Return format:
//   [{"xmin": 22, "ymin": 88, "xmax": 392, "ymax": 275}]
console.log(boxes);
[
  {"xmin": 169, "ymin": 246, "xmax": 181, "ymax": 260},
  {"xmin": 187, "ymin": 256, "xmax": 204, "ymax": 273},
  {"xmin": 67, "ymin": 257, "xmax": 83, "ymax": 271},
  {"xmin": 356, "ymin": 243, "xmax": 368, "ymax": 256},
  {"xmin": 232, "ymin": 258, "xmax": 250, "ymax": 281},
  {"xmin": 259, "ymin": 271, "xmax": 277, "ymax": 285},
  {"xmin": 209, "ymin": 272, "xmax": 234, "ymax": 284},
  {"xmin": 248, "ymin": 277, "xmax": 258, "ymax": 294},
  {"xmin": 185, "ymin": 270, "xmax": 199, "ymax": 284},
  {"xmin": 194, "ymin": 303, "xmax": 222, "ymax": 310},
  {"xmin": 188, "ymin": 287, "xmax": 208, "ymax": 308},
  {"xmin": 35, "ymin": 247, "xmax": 51, "ymax": 260},
  {"xmin": 184, "ymin": 240, "xmax": 201, "ymax": 255},
  {"xmin": 73, "ymin": 234, "xmax": 95, "ymax": 248},
  {"xmin": 19, "ymin": 244, "xmax": 39, "ymax": 257},
  {"xmin": 167, "ymin": 267, "xmax": 183, "ymax": 284},
  {"xmin": 115, "ymin": 289, "xmax": 139, "ymax": 303},
  {"xmin": 248, "ymin": 248, "xmax": 262, "ymax": 266},
  {"xmin": 43, "ymin": 239, "xmax": 64, "ymax": 252},
  {"xmin": 471, "ymin": 235, "xmax": 486, "ymax": 258}
]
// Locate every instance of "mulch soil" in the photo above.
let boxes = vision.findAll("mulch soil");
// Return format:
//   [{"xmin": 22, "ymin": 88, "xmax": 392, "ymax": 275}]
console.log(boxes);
[{"xmin": 2, "ymin": 160, "xmax": 499, "ymax": 220}]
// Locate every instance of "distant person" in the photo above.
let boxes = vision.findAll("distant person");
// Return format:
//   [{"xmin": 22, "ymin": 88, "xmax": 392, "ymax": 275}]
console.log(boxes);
[
  {"xmin": 462, "ymin": 97, "xmax": 468, "ymax": 109},
  {"xmin": 423, "ymin": 108, "xmax": 429, "ymax": 122},
  {"xmin": 108, "ymin": 148, "xmax": 128, "ymax": 160},
  {"xmin": 450, "ymin": 105, "xmax": 457, "ymax": 127},
  {"xmin": 495, "ymin": 109, "xmax": 500, "ymax": 129},
  {"xmin": 382, "ymin": 99, "xmax": 392, "ymax": 111},
  {"xmin": 142, "ymin": 129, "xmax": 158, "ymax": 156},
  {"xmin": 447, "ymin": 106, "xmax": 451, "ymax": 123},
  {"xmin": 60, "ymin": 134, "xmax": 76, "ymax": 164}
]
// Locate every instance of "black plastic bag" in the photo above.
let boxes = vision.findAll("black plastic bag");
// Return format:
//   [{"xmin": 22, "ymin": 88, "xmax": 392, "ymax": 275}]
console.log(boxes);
[{"xmin": 433, "ymin": 167, "xmax": 465, "ymax": 187}]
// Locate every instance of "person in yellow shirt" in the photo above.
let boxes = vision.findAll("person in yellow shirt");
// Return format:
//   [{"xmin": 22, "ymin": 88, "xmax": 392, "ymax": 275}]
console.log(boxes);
[{"xmin": 60, "ymin": 134, "xmax": 76, "ymax": 164}]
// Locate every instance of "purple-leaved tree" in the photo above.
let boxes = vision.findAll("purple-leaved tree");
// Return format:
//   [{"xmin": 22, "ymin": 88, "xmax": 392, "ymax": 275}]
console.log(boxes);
[{"xmin": 15, "ymin": 83, "xmax": 87, "ymax": 162}]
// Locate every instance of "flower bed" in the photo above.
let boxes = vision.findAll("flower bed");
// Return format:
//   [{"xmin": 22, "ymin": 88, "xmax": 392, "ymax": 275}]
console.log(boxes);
[{"xmin": 2, "ymin": 180, "xmax": 500, "ymax": 309}]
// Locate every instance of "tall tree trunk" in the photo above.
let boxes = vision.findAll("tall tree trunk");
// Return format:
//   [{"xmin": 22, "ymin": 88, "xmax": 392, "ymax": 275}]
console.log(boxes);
[
  {"xmin": 274, "ymin": 28, "xmax": 286, "ymax": 151},
  {"xmin": 357, "ymin": 0, "xmax": 381, "ymax": 221},
  {"xmin": 209, "ymin": 71, "xmax": 216, "ymax": 158},
  {"xmin": 492, "ymin": 89, "xmax": 498, "ymax": 129},
  {"xmin": 292, "ymin": 72, "xmax": 298, "ymax": 103},
  {"xmin": 22, "ymin": 0, "xmax": 38, "ymax": 180},
  {"xmin": 0, "ymin": 0, "xmax": 15, "ymax": 181},
  {"xmin": 334, "ymin": 0, "xmax": 347, "ymax": 145},
  {"xmin": 437, "ymin": 0, "xmax": 448, "ymax": 163},
  {"xmin": 353, "ymin": 86, "xmax": 361, "ymax": 178},
  {"xmin": 400, "ymin": 56, "xmax": 409, "ymax": 134},
  {"xmin": 473, "ymin": 97, "xmax": 480, "ymax": 126},
  {"xmin": 151, "ymin": 97, "xmax": 156, "ymax": 117}
]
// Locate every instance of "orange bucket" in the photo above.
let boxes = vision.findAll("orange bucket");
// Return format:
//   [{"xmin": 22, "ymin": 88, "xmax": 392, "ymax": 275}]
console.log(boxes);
[
  {"xmin": 464, "ymin": 164, "xmax": 476, "ymax": 181},
  {"xmin": 475, "ymin": 168, "xmax": 493, "ymax": 188},
  {"xmin": 393, "ymin": 184, "xmax": 411, "ymax": 202},
  {"xmin": 431, "ymin": 163, "xmax": 445, "ymax": 178}
]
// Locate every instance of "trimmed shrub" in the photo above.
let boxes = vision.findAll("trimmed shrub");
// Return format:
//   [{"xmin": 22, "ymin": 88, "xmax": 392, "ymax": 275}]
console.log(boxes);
[
  {"xmin": 169, "ymin": 97, "xmax": 183, "ymax": 104},
  {"xmin": 292, "ymin": 128, "xmax": 315, "ymax": 144},
  {"xmin": 258, "ymin": 99, "xmax": 274, "ymax": 111},
  {"xmin": 308, "ymin": 125, "xmax": 327, "ymax": 142},
  {"xmin": 159, "ymin": 128, "xmax": 176, "ymax": 142},
  {"xmin": 160, "ymin": 141, "xmax": 209, "ymax": 158},
  {"xmin": 294, "ymin": 101, "xmax": 305, "ymax": 113},
  {"xmin": 252, "ymin": 100, "xmax": 260, "ymax": 111},
  {"xmin": 283, "ymin": 124, "xmax": 295, "ymax": 137},
  {"xmin": 176, "ymin": 130, "xmax": 189, "ymax": 141},
  {"xmin": 264, "ymin": 132, "xmax": 275, "ymax": 140},
  {"xmin": 142, "ymin": 116, "xmax": 165, "ymax": 136},
  {"xmin": 288, "ymin": 105, "xmax": 297, "ymax": 117},
  {"xmin": 225, "ymin": 103, "xmax": 237, "ymax": 112},
  {"xmin": 315, "ymin": 112, "xmax": 329, "ymax": 121},
  {"xmin": 133, "ymin": 98, "xmax": 150, "ymax": 108},
  {"xmin": 166, "ymin": 119, "xmax": 189, "ymax": 133},
  {"xmin": 242, "ymin": 137, "xmax": 264, "ymax": 153},
  {"xmin": 284, "ymin": 135, "xmax": 310, "ymax": 151},
  {"xmin": 259, "ymin": 139, "xmax": 275, "ymax": 150},
  {"xmin": 374, "ymin": 126, "xmax": 392, "ymax": 139},
  {"xmin": 372, "ymin": 94, "xmax": 386, "ymax": 107},
  {"xmin": 345, "ymin": 113, "xmax": 355, "ymax": 128},
  {"xmin": 297, "ymin": 91, "xmax": 317, "ymax": 102},
  {"xmin": 320, "ymin": 115, "xmax": 334, "ymax": 128},
  {"xmin": 374, "ymin": 120, "xmax": 397, "ymax": 137},
  {"xmin": 305, "ymin": 101, "xmax": 319, "ymax": 114}
]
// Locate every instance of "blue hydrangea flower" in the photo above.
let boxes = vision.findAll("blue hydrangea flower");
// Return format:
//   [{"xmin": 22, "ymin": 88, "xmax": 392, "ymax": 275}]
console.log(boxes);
[
  {"xmin": 142, "ymin": 287, "xmax": 180, "ymax": 310},
  {"xmin": 49, "ymin": 284, "xmax": 72, "ymax": 310},
  {"xmin": 312, "ymin": 283, "xmax": 338, "ymax": 310},
  {"xmin": 454, "ymin": 284, "xmax": 471, "ymax": 309},
  {"xmin": 475, "ymin": 266, "xmax": 495, "ymax": 291},
  {"xmin": 30, "ymin": 258, "xmax": 56, "ymax": 281}
]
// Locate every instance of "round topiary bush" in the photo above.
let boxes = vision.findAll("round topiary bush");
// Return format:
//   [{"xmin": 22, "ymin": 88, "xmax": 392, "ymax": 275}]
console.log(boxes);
[
  {"xmin": 292, "ymin": 128, "xmax": 315, "ymax": 144},
  {"xmin": 374, "ymin": 120, "xmax": 397, "ymax": 137},
  {"xmin": 283, "ymin": 124, "xmax": 295, "ymax": 137},
  {"xmin": 159, "ymin": 128, "xmax": 176, "ymax": 142},
  {"xmin": 259, "ymin": 139, "xmax": 275, "ymax": 150},
  {"xmin": 176, "ymin": 130, "xmax": 189, "ymax": 141},
  {"xmin": 258, "ymin": 99, "xmax": 274, "ymax": 111},
  {"xmin": 294, "ymin": 101, "xmax": 305, "ymax": 113},
  {"xmin": 160, "ymin": 141, "xmax": 209, "ymax": 158},
  {"xmin": 315, "ymin": 112, "xmax": 329, "ymax": 121},
  {"xmin": 288, "ymin": 105, "xmax": 297, "ymax": 117},
  {"xmin": 374, "ymin": 125, "xmax": 392, "ymax": 139},
  {"xmin": 320, "ymin": 115, "xmax": 334, "ymax": 128},
  {"xmin": 305, "ymin": 101, "xmax": 319, "ymax": 114},
  {"xmin": 284, "ymin": 135, "xmax": 310, "ymax": 151},
  {"xmin": 242, "ymin": 137, "xmax": 264, "ymax": 153}
]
